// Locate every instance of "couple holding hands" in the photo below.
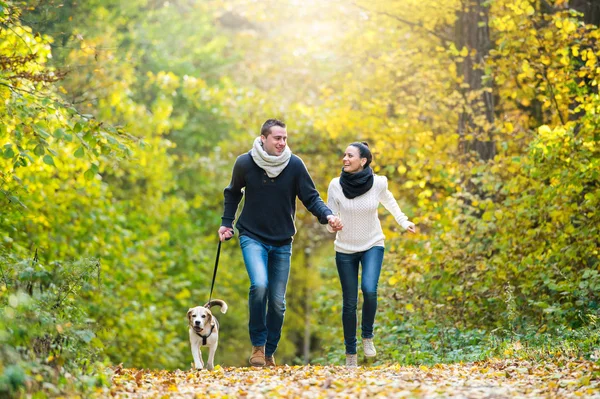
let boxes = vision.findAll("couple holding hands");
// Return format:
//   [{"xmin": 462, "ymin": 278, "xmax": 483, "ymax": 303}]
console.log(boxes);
[{"xmin": 218, "ymin": 119, "xmax": 416, "ymax": 368}]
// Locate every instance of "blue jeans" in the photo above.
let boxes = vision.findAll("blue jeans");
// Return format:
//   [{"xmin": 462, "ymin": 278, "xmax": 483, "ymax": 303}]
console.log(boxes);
[
  {"xmin": 239, "ymin": 235, "xmax": 292, "ymax": 357},
  {"xmin": 335, "ymin": 246, "xmax": 384, "ymax": 355}
]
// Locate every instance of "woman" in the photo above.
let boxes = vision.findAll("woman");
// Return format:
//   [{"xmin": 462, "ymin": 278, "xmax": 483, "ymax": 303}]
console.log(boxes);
[{"xmin": 326, "ymin": 142, "xmax": 416, "ymax": 367}]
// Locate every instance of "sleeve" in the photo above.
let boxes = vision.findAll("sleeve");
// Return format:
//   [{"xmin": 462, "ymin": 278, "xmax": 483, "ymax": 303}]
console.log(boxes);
[
  {"xmin": 325, "ymin": 180, "xmax": 339, "ymax": 233},
  {"xmin": 378, "ymin": 176, "xmax": 412, "ymax": 230},
  {"xmin": 221, "ymin": 156, "xmax": 246, "ymax": 228},
  {"xmin": 296, "ymin": 159, "xmax": 333, "ymax": 224}
]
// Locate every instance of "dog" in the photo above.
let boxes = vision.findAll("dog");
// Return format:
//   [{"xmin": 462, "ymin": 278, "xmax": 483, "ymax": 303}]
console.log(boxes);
[{"xmin": 187, "ymin": 299, "xmax": 228, "ymax": 370}]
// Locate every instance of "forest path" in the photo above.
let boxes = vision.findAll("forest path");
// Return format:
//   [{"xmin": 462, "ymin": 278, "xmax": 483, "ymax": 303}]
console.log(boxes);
[{"xmin": 104, "ymin": 358, "xmax": 600, "ymax": 398}]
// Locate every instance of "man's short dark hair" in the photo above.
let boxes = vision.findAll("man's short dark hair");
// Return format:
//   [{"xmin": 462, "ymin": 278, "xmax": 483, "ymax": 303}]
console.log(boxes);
[{"xmin": 261, "ymin": 119, "xmax": 286, "ymax": 137}]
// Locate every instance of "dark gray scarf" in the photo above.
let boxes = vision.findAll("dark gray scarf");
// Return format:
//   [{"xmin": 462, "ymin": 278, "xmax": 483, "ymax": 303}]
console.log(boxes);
[{"xmin": 339, "ymin": 166, "xmax": 374, "ymax": 199}]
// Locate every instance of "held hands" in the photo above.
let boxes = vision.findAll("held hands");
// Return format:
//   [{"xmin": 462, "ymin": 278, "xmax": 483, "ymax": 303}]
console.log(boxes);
[
  {"xmin": 327, "ymin": 215, "xmax": 343, "ymax": 231},
  {"xmin": 218, "ymin": 226, "xmax": 234, "ymax": 242}
]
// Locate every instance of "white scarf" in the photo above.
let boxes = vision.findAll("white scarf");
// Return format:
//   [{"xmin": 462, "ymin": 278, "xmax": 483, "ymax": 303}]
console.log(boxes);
[{"xmin": 250, "ymin": 136, "xmax": 292, "ymax": 178}]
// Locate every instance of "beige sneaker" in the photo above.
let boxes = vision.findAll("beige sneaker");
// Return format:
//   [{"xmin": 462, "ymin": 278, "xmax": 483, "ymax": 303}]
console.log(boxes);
[
  {"xmin": 249, "ymin": 346, "xmax": 266, "ymax": 366},
  {"xmin": 345, "ymin": 354, "xmax": 358, "ymax": 368},
  {"xmin": 265, "ymin": 355, "xmax": 276, "ymax": 367},
  {"xmin": 363, "ymin": 338, "xmax": 376, "ymax": 358}
]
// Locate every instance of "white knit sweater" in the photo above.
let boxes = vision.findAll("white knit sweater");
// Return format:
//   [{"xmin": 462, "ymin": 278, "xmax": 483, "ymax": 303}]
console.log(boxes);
[{"xmin": 326, "ymin": 175, "xmax": 413, "ymax": 254}]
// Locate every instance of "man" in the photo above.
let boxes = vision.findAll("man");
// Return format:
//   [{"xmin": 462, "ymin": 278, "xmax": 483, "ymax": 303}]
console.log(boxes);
[{"xmin": 218, "ymin": 119, "xmax": 342, "ymax": 367}]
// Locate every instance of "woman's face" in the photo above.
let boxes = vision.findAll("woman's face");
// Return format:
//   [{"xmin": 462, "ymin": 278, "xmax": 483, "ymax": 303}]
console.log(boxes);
[{"xmin": 342, "ymin": 146, "xmax": 365, "ymax": 173}]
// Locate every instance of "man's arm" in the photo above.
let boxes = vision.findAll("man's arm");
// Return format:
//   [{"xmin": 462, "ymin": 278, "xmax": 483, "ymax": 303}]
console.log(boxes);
[
  {"xmin": 296, "ymin": 159, "xmax": 336, "ymax": 225},
  {"xmin": 219, "ymin": 156, "xmax": 246, "ymax": 241}
]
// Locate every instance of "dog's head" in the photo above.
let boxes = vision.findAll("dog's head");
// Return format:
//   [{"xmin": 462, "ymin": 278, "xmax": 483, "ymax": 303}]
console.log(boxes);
[{"xmin": 187, "ymin": 306, "xmax": 214, "ymax": 332}]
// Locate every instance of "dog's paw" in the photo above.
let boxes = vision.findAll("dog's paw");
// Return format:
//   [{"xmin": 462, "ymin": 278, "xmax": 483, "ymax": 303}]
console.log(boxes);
[{"xmin": 206, "ymin": 364, "xmax": 214, "ymax": 371}]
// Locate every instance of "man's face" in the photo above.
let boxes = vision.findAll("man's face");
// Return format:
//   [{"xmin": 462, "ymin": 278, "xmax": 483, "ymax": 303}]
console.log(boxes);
[{"xmin": 261, "ymin": 126, "xmax": 288, "ymax": 156}]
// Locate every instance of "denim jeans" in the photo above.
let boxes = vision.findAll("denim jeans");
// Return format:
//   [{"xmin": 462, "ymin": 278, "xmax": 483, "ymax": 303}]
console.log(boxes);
[
  {"xmin": 239, "ymin": 235, "xmax": 292, "ymax": 357},
  {"xmin": 335, "ymin": 246, "xmax": 384, "ymax": 355}
]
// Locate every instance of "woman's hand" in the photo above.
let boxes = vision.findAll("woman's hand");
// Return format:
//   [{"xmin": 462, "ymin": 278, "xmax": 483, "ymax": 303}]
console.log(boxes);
[
  {"xmin": 327, "ymin": 215, "xmax": 344, "ymax": 231},
  {"xmin": 406, "ymin": 223, "xmax": 416, "ymax": 234}
]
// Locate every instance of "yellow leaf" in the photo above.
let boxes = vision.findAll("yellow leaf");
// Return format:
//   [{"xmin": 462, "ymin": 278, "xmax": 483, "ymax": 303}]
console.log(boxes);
[
  {"xmin": 406, "ymin": 303, "xmax": 415, "ymax": 313},
  {"xmin": 538, "ymin": 125, "xmax": 552, "ymax": 135},
  {"xmin": 541, "ymin": 55, "xmax": 551, "ymax": 66}
]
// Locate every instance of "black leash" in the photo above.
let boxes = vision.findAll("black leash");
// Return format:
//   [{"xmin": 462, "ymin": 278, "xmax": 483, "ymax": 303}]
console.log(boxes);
[{"xmin": 208, "ymin": 240, "xmax": 222, "ymax": 305}]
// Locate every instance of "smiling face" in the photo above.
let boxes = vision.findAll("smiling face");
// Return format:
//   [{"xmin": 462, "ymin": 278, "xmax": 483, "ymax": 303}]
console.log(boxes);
[
  {"xmin": 187, "ymin": 306, "xmax": 212, "ymax": 331},
  {"xmin": 261, "ymin": 126, "xmax": 288, "ymax": 156},
  {"xmin": 342, "ymin": 145, "xmax": 366, "ymax": 173}
]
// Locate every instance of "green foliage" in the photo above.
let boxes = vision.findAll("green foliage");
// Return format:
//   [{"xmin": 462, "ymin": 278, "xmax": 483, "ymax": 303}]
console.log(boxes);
[
  {"xmin": 0, "ymin": 1, "xmax": 133, "ymax": 213},
  {"xmin": 3, "ymin": 0, "xmax": 251, "ymax": 377},
  {"xmin": 0, "ymin": 253, "xmax": 108, "ymax": 397}
]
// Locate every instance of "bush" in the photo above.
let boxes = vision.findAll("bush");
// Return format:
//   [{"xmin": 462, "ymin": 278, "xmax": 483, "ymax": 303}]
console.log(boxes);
[{"xmin": 0, "ymin": 253, "xmax": 108, "ymax": 398}]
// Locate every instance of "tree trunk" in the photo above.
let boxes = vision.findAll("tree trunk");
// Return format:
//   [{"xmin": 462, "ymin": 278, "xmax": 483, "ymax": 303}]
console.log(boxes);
[
  {"xmin": 455, "ymin": 0, "xmax": 495, "ymax": 162},
  {"xmin": 568, "ymin": 0, "xmax": 600, "ymax": 125},
  {"xmin": 570, "ymin": 0, "xmax": 600, "ymax": 26}
]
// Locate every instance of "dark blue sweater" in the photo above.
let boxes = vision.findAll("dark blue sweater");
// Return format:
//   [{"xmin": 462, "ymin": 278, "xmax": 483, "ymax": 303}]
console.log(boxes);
[{"xmin": 221, "ymin": 152, "xmax": 332, "ymax": 246}]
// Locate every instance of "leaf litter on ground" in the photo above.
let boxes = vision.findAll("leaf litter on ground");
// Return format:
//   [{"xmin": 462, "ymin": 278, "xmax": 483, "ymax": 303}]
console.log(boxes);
[{"xmin": 103, "ymin": 358, "xmax": 600, "ymax": 398}]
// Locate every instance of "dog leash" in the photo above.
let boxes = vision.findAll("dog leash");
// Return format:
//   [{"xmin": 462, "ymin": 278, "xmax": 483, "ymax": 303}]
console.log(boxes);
[{"xmin": 207, "ymin": 240, "xmax": 222, "ymax": 305}]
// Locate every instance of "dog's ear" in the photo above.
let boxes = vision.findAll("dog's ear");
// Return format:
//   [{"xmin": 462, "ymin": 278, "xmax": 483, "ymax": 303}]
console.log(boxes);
[
  {"xmin": 208, "ymin": 311, "xmax": 215, "ymax": 327},
  {"xmin": 187, "ymin": 308, "xmax": 193, "ymax": 324}
]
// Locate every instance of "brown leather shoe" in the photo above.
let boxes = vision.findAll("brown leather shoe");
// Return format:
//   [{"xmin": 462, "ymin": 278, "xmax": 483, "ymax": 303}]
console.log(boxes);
[
  {"xmin": 249, "ymin": 346, "xmax": 266, "ymax": 366},
  {"xmin": 265, "ymin": 355, "xmax": 276, "ymax": 367}
]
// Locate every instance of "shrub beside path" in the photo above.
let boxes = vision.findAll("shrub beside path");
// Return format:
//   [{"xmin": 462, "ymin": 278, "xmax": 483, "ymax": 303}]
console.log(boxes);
[{"xmin": 104, "ymin": 358, "xmax": 600, "ymax": 398}]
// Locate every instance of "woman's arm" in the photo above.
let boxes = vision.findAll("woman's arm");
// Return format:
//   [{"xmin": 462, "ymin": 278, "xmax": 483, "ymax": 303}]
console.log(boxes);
[{"xmin": 378, "ymin": 177, "xmax": 415, "ymax": 231}]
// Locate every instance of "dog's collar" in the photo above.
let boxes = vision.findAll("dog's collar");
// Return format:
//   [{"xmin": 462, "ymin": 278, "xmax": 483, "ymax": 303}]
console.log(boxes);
[{"xmin": 195, "ymin": 324, "xmax": 215, "ymax": 346}]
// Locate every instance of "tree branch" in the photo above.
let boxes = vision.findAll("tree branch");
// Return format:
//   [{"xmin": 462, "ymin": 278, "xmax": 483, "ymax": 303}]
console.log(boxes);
[
  {"xmin": 351, "ymin": 2, "xmax": 453, "ymax": 43},
  {"xmin": 541, "ymin": 66, "xmax": 566, "ymax": 126}
]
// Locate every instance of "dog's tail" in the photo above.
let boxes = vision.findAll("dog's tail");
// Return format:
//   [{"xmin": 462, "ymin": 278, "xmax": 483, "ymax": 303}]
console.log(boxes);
[{"xmin": 204, "ymin": 299, "xmax": 228, "ymax": 314}]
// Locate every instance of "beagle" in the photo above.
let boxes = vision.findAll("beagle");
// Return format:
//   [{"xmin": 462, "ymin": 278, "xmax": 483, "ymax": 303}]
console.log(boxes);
[{"xmin": 187, "ymin": 299, "xmax": 228, "ymax": 370}]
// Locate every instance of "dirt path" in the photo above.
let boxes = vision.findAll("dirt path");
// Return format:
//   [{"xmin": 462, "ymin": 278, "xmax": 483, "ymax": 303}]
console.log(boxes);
[{"xmin": 105, "ymin": 359, "xmax": 600, "ymax": 398}]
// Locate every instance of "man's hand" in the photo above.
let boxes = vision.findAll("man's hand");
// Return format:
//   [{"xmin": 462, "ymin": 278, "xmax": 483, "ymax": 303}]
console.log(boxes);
[
  {"xmin": 406, "ymin": 223, "xmax": 417, "ymax": 234},
  {"xmin": 327, "ymin": 215, "xmax": 343, "ymax": 231},
  {"xmin": 218, "ymin": 226, "xmax": 234, "ymax": 242}
]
